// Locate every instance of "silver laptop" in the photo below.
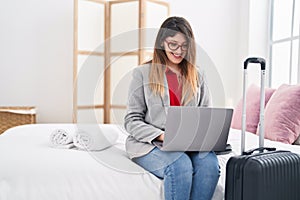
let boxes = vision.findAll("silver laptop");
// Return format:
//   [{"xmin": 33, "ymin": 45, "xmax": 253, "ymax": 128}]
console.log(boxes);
[{"xmin": 161, "ymin": 107, "xmax": 233, "ymax": 152}]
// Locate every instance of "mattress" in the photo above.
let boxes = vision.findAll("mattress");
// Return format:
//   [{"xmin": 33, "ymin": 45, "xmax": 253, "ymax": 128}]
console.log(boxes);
[{"xmin": 0, "ymin": 124, "xmax": 299, "ymax": 200}]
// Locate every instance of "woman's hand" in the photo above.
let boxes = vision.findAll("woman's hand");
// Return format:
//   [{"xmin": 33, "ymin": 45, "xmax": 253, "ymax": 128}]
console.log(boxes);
[{"xmin": 156, "ymin": 133, "xmax": 165, "ymax": 142}]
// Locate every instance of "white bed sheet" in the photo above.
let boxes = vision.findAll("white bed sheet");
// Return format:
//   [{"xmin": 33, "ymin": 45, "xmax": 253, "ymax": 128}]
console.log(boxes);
[
  {"xmin": 0, "ymin": 124, "xmax": 163, "ymax": 200},
  {"xmin": 0, "ymin": 124, "xmax": 299, "ymax": 200}
]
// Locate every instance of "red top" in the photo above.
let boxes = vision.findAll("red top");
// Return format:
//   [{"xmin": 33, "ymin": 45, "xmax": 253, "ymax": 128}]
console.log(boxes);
[{"xmin": 166, "ymin": 68, "xmax": 182, "ymax": 106}]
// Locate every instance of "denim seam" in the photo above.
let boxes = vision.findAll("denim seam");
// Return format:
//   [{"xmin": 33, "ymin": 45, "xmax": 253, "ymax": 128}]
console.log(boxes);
[
  {"xmin": 165, "ymin": 164, "xmax": 176, "ymax": 200},
  {"xmin": 171, "ymin": 165, "xmax": 175, "ymax": 200}
]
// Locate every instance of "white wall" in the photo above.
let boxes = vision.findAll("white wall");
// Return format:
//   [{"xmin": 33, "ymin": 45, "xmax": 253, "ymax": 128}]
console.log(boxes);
[
  {"xmin": 0, "ymin": 0, "xmax": 73, "ymax": 123},
  {"xmin": 248, "ymin": 0, "xmax": 270, "ymax": 86},
  {"xmin": 0, "ymin": 0, "xmax": 268, "ymax": 122}
]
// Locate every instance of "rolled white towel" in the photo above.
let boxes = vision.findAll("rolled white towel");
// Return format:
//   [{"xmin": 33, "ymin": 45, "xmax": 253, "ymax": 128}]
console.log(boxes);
[
  {"xmin": 73, "ymin": 124, "xmax": 119, "ymax": 151},
  {"xmin": 50, "ymin": 129, "xmax": 75, "ymax": 149}
]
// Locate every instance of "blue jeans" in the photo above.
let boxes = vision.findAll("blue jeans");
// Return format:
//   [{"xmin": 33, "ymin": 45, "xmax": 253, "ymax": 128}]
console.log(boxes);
[{"xmin": 133, "ymin": 147, "xmax": 220, "ymax": 200}]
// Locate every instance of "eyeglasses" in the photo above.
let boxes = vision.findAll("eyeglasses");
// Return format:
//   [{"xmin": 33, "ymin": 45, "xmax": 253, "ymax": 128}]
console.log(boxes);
[{"xmin": 165, "ymin": 40, "xmax": 188, "ymax": 51}]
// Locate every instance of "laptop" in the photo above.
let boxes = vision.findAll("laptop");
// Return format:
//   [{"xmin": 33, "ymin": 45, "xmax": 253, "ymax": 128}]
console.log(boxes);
[{"xmin": 161, "ymin": 107, "xmax": 233, "ymax": 152}]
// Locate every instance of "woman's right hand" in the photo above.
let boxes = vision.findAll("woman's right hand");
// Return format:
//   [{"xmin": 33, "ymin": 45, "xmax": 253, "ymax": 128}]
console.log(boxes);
[{"xmin": 156, "ymin": 133, "xmax": 164, "ymax": 142}]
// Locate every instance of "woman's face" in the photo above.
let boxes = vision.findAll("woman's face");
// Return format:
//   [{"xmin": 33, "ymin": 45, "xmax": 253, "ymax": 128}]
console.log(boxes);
[{"xmin": 163, "ymin": 32, "xmax": 188, "ymax": 66}]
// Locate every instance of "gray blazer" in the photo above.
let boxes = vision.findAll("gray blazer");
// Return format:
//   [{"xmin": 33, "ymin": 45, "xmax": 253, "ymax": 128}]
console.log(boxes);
[{"xmin": 124, "ymin": 63, "xmax": 211, "ymax": 159}]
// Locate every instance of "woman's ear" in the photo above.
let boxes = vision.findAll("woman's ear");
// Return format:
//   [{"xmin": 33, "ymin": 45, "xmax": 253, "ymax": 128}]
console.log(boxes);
[
  {"xmin": 160, "ymin": 39, "xmax": 164, "ymax": 46},
  {"xmin": 160, "ymin": 43, "xmax": 164, "ymax": 49}
]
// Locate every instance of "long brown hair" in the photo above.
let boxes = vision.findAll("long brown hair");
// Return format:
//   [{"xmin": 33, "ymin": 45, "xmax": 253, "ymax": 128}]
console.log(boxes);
[{"xmin": 149, "ymin": 16, "xmax": 198, "ymax": 105}]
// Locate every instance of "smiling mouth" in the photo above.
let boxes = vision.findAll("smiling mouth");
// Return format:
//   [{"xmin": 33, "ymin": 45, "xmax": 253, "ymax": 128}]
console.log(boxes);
[{"xmin": 171, "ymin": 52, "xmax": 182, "ymax": 59}]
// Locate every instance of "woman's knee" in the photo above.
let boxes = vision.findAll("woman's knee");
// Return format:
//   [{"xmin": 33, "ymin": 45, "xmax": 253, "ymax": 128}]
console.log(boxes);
[
  {"xmin": 193, "ymin": 152, "xmax": 219, "ymax": 173},
  {"xmin": 164, "ymin": 153, "xmax": 193, "ymax": 179}
]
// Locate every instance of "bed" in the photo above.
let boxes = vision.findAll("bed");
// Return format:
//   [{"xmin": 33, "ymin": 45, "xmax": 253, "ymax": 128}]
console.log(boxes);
[{"xmin": 0, "ymin": 123, "xmax": 299, "ymax": 200}]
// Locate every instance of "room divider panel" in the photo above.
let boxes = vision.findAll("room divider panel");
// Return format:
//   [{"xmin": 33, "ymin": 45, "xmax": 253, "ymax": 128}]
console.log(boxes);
[{"xmin": 73, "ymin": 0, "xmax": 169, "ymax": 124}]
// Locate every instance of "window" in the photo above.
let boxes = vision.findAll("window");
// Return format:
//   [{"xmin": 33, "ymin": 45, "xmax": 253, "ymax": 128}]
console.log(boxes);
[{"xmin": 269, "ymin": 0, "xmax": 300, "ymax": 88}]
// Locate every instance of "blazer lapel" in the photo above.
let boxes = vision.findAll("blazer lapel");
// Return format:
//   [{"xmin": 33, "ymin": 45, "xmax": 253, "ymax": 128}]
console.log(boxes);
[{"xmin": 183, "ymin": 86, "xmax": 200, "ymax": 107}]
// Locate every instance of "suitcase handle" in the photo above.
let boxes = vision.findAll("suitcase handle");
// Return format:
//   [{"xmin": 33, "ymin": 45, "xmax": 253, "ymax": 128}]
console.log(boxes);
[
  {"xmin": 243, "ymin": 147, "xmax": 276, "ymax": 155},
  {"xmin": 241, "ymin": 57, "xmax": 266, "ymax": 154},
  {"xmin": 244, "ymin": 57, "xmax": 266, "ymax": 70}
]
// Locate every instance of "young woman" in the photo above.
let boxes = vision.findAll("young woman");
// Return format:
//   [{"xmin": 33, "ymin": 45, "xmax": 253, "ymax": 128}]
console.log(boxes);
[{"xmin": 124, "ymin": 16, "xmax": 219, "ymax": 200}]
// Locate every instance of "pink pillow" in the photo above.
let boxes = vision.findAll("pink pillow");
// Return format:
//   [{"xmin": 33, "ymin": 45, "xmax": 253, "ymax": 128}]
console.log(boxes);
[
  {"xmin": 231, "ymin": 84, "xmax": 276, "ymax": 133},
  {"xmin": 264, "ymin": 84, "xmax": 300, "ymax": 144}
]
